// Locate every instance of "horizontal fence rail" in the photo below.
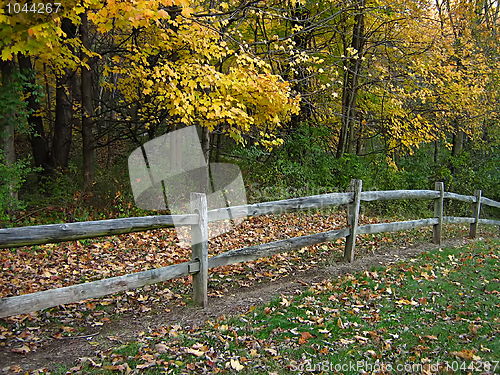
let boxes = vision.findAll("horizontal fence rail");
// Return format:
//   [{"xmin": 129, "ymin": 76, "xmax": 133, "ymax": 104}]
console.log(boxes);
[
  {"xmin": 207, "ymin": 192, "xmax": 353, "ymax": 222},
  {"xmin": 444, "ymin": 192, "xmax": 478, "ymax": 203},
  {"xmin": 1, "ymin": 180, "xmax": 499, "ymax": 318},
  {"xmin": 357, "ymin": 219, "xmax": 439, "ymax": 235},
  {"xmin": 208, "ymin": 228, "xmax": 350, "ymax": 269},
  {"xmin": 360, "ymin": 190, "xmax": 440, "ymax": 201},
  {"xmin": 0, "ymin": 261, "xmax": 201, "ymax": 318},
  {"xmin": 479, "ymin": 218, "xmax": 500, "ymax": 225},
  {"xmin": 0, "ymin": 214, "xmax": 199, "ymax": 249},
  {"xmin": 482, "ymin": 197, "xmax": 500, "ymax": 208},
  {"xmin": 443, "ymin": 217, "xmax": 476, "ymax": 224}
]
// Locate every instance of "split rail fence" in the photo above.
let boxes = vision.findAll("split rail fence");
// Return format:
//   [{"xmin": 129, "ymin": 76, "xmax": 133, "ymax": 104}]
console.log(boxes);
[{"xmin": 1, "ymin": 180, "xmax": 500, "ymax": 318}]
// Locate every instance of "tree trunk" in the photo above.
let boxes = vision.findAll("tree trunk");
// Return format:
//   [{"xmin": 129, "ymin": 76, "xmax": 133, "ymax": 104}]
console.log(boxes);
[
  {"xmin": 200, "ymin": 126, "xmax": 211, "ymax": 193},
  {"xmin": 337, "ymin": 0, "xmax": 366, "ymax": 158},
  {"xmin": 215, "ymin": 131, "xmax": 222, "ymax": 163},
  {"xmin": 356, "ymin": 137, "xmax": 362, "ymax": 155},
  {"xmin": 283, "ymin": 5, "xmax": 313, "ymax": 144},
  {"xmin": 18, "ymin": 55, "xmax": 51, "ymax": 173},
  {"xmin": 51, "ymin": 19, "xmax": 76, "ymax": 171},
  {"xmin": 0, "ymin": 60, "xmax": 18, "ymax": 207},
  {"xmin": 52, "ymin": 72, "xmax": 74, "ymax": 170},
  {"xmin": 201, "ymin": 126, "xmax": 211, "ymax": 163},
  {"xmin": 452, "ymin": 130, "xmax": 464, "ymax": 157},
  {"xmin": 81, "ymin": 11, "xmax": 95, "ymax": 191},
  {"xmin": 43, "ymin": 63, "xmax": 54, "ymax": 146},
  {"xmin": 434, "ymin": 139, "xmax": 439, "ymax": 163}
]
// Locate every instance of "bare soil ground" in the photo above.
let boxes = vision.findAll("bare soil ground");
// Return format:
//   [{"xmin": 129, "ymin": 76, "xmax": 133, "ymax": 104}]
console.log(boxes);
[{"xmin": 0, "ymin": 236, "xmax": 478, "ymax": 374}]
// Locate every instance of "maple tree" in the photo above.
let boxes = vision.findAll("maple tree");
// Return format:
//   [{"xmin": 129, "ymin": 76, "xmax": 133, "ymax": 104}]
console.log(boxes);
[
  {"xmin": 213, "ymin": 0, "xmax": 500, "ymax": 161},
  {"xmin": 201, "ymin": 0, "xmax": 438, "ymax": 156},
  {"xmin": 0, "ymin": 0, "xmax": 300, "ymax": 198},
  {"xmin": 393, "ymin": 0, "xmax": 500, "ymax": 154},
  {"xmin": 355, "ymin": 0, "xmax": 500, "ymax": 161},
  {"xmin": 0, "ymin": 0, "xmax": 91, "ymax": 184},
  {"xmin": 88, "ymin": 0, "xmax": 300, "ymax": 153}
]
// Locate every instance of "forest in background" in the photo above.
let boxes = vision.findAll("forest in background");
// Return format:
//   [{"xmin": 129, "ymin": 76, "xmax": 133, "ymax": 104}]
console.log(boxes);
[{"xmin": 1, "ymin": 0, "xmax": 500, "ymax": 226}]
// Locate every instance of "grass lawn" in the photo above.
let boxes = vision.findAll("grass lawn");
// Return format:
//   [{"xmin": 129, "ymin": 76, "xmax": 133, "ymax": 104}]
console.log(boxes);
[{"xmin": 53, "ymin": 238, "xmax": 500, "ymax": 374}]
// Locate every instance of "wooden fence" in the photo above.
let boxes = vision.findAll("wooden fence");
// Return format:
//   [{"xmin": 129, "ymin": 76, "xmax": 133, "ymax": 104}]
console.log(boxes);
[{"xmin": 1, "ymin": 180, "xmax": 500, "ymax": 318}]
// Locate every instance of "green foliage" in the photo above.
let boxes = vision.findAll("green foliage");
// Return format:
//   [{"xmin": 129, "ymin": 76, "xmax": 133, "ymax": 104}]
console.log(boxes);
[
  {"xmin": 0, "ymin": 67, "xmax": 32, "ymax": 135},
  {"xmin": 235, "ymin": 132, "xmax": 429, "ymax": 216},
  {"xmin": 428, "ymin": 145, "xmax": 500, "ymax": 217},
  {"xmin": 0, "ymin": 151, "xmax": 35, "ymax": 224},
  {"xmin": 0, "ymin": 67, "xmax": 39, "ymax": 225},
  {"xmin": 19, "ymin": 155, "xmax": 148, "ymax": 224},
  {"xmin": 235, "ymin": 127, "xmax": 373, "ymax": 202}
]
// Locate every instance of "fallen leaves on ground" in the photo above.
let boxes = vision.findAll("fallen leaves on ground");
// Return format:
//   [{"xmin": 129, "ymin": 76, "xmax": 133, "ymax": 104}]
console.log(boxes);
[{"xmin": 2, "ymin": 239, "xmax": 494, "ymax": 374}]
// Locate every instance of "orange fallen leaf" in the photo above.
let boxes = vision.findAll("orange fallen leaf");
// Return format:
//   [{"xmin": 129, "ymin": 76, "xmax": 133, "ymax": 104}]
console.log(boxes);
[
  {"xmin": 468, "ymin": 323, "xmax": 481, "ymax": 335},
  {"xmin": 7, "ymin": 366, "xmax": 24, "ymax": 373},
  {"xmin": 298, "ymin": 331, "xmax": 313, "ymax": 344}
]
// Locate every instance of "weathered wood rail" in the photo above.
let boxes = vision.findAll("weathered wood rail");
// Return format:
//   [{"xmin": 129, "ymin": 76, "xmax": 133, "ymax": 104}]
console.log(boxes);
[
  {"xmin": 0, "ymin": 214, "xmax": 199, "ymax": 248},
  {"xmin": 1, "ymin": 181, "xmax": 499, "ymax": 318}
]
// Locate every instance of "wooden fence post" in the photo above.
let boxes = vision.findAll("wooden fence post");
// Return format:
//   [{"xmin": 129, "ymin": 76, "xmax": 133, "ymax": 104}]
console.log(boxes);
[
  {"xmin": 469, "ymin": 190, "xmax": 482, "ymax": 238},
  {"xmin": 344, "ymin": 179, "xmax": 362, "ymax": 263},
  {"xmin": 190, "ymin": 193, "xmax": 208, "ymax": 308},
  {"xmin": 433, "ymin": 182, "xmax": 444, "ymax": 245}
]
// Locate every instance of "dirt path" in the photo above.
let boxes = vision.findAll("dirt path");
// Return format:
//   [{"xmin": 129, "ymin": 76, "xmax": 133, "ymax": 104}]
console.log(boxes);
[{"xmin": 0, "ymin": 237, "xmax": 477, "ymax": 373}]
